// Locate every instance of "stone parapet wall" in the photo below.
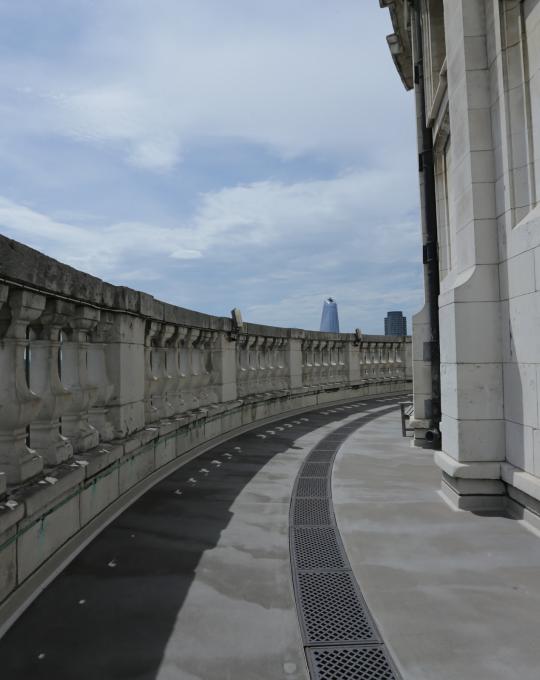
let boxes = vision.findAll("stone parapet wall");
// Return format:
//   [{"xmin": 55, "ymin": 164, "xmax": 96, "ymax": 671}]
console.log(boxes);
[{"xmin": 0, "ymin": 235, "xmax": 411, "ymax": 624}]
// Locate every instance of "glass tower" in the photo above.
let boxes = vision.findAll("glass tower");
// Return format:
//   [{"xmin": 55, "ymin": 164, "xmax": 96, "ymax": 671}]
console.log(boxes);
[{"xmin": 320, "ymin": 298, "xmax": 340, "ymax": 333}]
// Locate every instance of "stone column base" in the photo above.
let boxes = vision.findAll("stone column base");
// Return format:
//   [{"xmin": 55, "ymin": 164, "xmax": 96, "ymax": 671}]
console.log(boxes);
[{"xmin": 435, "ymin": 451, "xmax": 506, "ymax": 512}]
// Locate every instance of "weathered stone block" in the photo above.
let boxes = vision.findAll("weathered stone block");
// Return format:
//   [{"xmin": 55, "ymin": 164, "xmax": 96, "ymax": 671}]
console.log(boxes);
[
  {"xmin": 155, "ymin": 437, "xmax": 176, "ymax": 468},
  {"xmin": 80, "ymin": 467, "xmax": 120, "ymax": 525},
  {"xmin": 17, "ymin": 494, "xmax": 80, "ymax": 582},
  {"xmin": 118, "ymin": 447, "xmax": 155, "ymax": 495},
  {"xmin": 0, "ymin": 527, "xmax": 17, "ymax": 604}
]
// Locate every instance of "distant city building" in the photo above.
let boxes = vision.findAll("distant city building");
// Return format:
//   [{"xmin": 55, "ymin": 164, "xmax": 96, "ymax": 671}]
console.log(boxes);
[
  {"xmin": 320, "ymin": 298, "xmax": 339, "ymax": 333},
  {"xmin": 384, "ymin": 311, "xmax": 407, "ymax": 336}
]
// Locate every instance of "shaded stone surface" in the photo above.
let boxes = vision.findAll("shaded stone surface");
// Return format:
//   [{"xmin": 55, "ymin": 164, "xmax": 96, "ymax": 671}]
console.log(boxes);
[
  {"xmin": 0, "ymin": 398, "xmax": 397, "ymax": 679},
  {"xmin": 333, "ymin": 412, "xmax": 540, "ymax": 680}
]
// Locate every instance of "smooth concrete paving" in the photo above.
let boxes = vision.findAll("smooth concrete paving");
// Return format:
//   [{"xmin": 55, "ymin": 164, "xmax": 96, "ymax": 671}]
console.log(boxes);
[
  {"xmin": 333, "ymin": 411, "xmax": 540, "ymax": 680},
  {"xmin": 0, "ymin": 398, "xmax": 399, "ymax": 680}
]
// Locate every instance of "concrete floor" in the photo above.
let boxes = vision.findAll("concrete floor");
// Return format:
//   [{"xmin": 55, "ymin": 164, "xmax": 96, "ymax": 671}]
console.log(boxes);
[
  {"xmin": 0, "ymin": 399, "xmax": 396, "ymax": 680},
  {"xmin": 2, "ymin": 400, "xmax": 540, "ymax": 680},
  {"xmin": 334, "ymin": 412, "xmax": 540, "ymax": 680}
]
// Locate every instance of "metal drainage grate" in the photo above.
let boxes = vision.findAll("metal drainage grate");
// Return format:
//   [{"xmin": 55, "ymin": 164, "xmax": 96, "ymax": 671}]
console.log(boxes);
[
  {"xmin": 296, "ymin": 477, "xmax": 328, "ymax": 498},
  {"xmin": 289, "ymin": 403, "xmax": 403, "ymax": 679},
  {"xmin": 292, "ymin": 527, "xmax": 346, "ymax": 570},
  {"xmin": 293, "ymin": 498, "xmax": 333, "ymax": 526},
  {"xmin": 308, "ymin": 451, "xmax": 335, "ymax": 462},
  {"xmin": 296, "ymin": 571, "xmax": 378, "ymax": 645},
  {"xmin": 306, "ymin": 646, "xmax": 398, "ymax": 680},
  {"xmin": 301, "ymin": 462, "xmax": 332, "ymax": 477}
]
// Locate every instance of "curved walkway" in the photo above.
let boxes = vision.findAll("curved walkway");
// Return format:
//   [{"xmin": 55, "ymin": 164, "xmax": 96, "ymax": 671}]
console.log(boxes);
[
  {"xmin": 0, "ymin": 395, "xmax": 403, "ymax": 680},
  {"xmin": 333, "ymin": 411, "xmax": 540, "ymax": 680}
]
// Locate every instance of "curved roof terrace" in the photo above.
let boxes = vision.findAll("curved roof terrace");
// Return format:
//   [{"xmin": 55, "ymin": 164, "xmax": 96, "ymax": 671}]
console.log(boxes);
[{"xmin": 0, "ymin": 235, "xmax": 411, "ymax": 639}]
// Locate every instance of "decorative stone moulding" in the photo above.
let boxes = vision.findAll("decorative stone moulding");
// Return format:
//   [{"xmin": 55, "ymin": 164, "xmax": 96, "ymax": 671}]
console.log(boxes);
[
  {"xmin": 29, "ymin": 299, "xmax": 75, "ymax": 465},
  {"xmin": 0, "ymin": 289, "xmax": 46, "ymax": 483},
  {"xmin": 144, "ymin": 321, "xmax": 161, "ymax": 424},
  {"xmin": 60, "ymin": 305, "xmax": 101, "ymax": 453}
]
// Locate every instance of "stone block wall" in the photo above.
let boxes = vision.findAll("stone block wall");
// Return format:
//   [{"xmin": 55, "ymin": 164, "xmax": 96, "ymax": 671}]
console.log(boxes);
[{"xmin": 382, "ymin": 0, "xmax": 540, "ymax": 521}]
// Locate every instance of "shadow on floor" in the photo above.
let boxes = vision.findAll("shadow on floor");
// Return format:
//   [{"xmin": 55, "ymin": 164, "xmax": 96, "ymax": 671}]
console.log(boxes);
[{"xmin": 0, "ymin": 399, "xmax": 401, "ymax": 680}]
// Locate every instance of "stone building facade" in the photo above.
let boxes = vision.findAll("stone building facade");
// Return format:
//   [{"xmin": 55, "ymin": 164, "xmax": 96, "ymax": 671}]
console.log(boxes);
[{"xmin": 382, "ymin": 0, "xmax": 540, "ymax": 521}]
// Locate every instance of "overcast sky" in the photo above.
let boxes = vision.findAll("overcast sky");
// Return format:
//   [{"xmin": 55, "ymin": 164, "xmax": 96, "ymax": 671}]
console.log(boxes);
[{"xmin": 0, "ymin": 0, "xmax": 421, "ymax": 333}]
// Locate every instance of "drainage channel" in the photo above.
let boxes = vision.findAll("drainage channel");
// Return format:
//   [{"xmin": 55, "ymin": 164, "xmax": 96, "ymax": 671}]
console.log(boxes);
[{"xmin": 289, "ymin": 403, "xmax": 403, "ymax": 680}]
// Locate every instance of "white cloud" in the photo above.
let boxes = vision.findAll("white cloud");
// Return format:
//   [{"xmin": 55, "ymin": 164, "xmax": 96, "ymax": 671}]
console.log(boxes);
[
  {"xmin": 0, "ymin": 168, "xmax": 419, "ymax": 277},
  {"xmin": 0, "ymin": 1, "xmax": 422, "ymax": 331},
  {"xmin": 0, "ymin": 0, "xmax": 414, "ymax": 171}
]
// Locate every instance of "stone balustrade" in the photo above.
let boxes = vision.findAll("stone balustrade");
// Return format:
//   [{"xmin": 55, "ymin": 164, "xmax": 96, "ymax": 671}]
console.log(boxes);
[{"xmin": 0, "ymin": 235, "xmax": 411, "ymax": 626}]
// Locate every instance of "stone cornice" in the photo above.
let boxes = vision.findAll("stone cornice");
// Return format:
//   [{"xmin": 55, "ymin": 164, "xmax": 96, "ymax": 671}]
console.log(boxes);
[{"xmin": 379, "ymin": 0, "xmax": 414, "ymax": 91}]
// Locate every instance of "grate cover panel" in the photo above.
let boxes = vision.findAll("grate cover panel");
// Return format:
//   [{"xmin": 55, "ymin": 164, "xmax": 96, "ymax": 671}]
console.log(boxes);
[
  {"xmin": 306, "ymin": 646, "xmax": 398, "ymax": 680},
  {"xmin": 292, "ymin": 527, "xmax": 346, "ymax": 569},
  {"xmin": 308, "ymin": 451, "xmax": 335, "ymax": 462},
  {"xmin": 293, "ymin": 498, "xmax": 333, "ymax": 526},
  {"xmin": 302, "ymin": 462, "xmax": 332, "ymax": 477},
  {"xmin": 296, "ymin": 477, "xmax": 328, "ymax": 497},
  {"xmin": 296, "ymin": 571, "xmax": 378, "ymax": 644}
]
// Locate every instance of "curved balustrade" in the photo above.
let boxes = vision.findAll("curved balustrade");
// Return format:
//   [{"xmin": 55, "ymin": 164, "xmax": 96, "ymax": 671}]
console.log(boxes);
[{"xmin": 0, "ymin": 235, "xmax": 411, "ymax": 624}]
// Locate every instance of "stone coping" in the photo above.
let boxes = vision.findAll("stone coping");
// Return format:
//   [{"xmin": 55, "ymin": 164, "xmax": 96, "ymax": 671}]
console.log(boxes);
[{"xmin": 0, "ymin": 235, "xmax": 407, "ymax": 342}]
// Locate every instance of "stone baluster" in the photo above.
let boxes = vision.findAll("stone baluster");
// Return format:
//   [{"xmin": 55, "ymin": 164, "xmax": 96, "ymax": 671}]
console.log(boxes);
[
  {"xmin": 334, "ymin": 341, "xmax": 342, "ymax": 383},
  {"xmin": 365, "ymin": 342, "xmax": 373, "ymax": 381},
  {"xmin": 330, "ymin": 341, "xmax": 337, "ymax": 383},
  {"xmin": 198, "ymin": 331, "xmax": 213, "ymax": 406},
  {"xmin": 301, "ymin": 339, "xmax": 308, "ymax": 384},
  {"xmin": 358, "ymin": 342, "xmax": 365, "ymax": 381},
  {"xmin": 266, "ymin": 338, "xmax": 276, "ymax": 392},
  {"xmin": 303, "ymin": 340, "xmax": 314, "ymax": 387},
  {"xmin": 57, "ymin": 305, "xmax": 100, "ymax": 453},
  {"xmin": 377, "ymin": 342, "xmax": 385, "ymax": 383},
  {"xmin": 144, "ymin": 320, "xmax": 161, "ymax": 424},
  {"xmin": 369, "ymin": 343, "xmax": 376, "ymax": 382},
  {"xmin": 379, "ymin": 343, "xmax": 386, "ymax": 380},
  {"xmin": 166, "ymin": 326, "xmax": 184, "ymax": 415},
  {"xmin": 338, "ymin": 342, "xmax": 346, "ymax": 382},
  {"xmin": 313, "ymin": 341, "xmax": 322, "ymax": 386},
  {"xmin": 388, "ymin": 343, "xmax": 396, "ymax": 379},
  {"xmin": 266, "ymin": 338, "xmax": 277, "ymax": 392},
  {"xmin": 206, "ymin": 331, "xmax": 220, "ymax": 404},
  {"xmin": 365, "ymin": 344, "xmax": 371, "ymax": 381},
  {"xmin": 179, "ymin": 327, "xmax": 195, "ymax": 410},
  {"xmin": 236, "ymin": 334, "xmax": 249, "ymax": 398},
  {"xmin": 255, "ymin": 336, "xmax": 267, "ymax": 394},
  {"xmin": 190, "ymin": 329, "xmax": 203, "ymax": 408},
  {"xmin": 395, "ymin": 341, "xmax": 403, "ymax": 380},
  {"xmin": 345, "ymin": 339, "xmax": 358, "ymax": 384},
  {"xmin": 319, "ymin": 341, "xmax": 327, "ymax": 385},
  {"xmin": 321, "ymin": 340, "xmax": 332, "ymax": 385},
  {"xmin": 274, "ymin": 338, "xmax": 284, "ymax": 390},
  {"xmin": 246, "ymin": 335, "xmax": 258, "ymax": 396},
  {"xmin": 28, "ymin": 299, "xmax": 74, "ymax": 465},
  {"xmin": 0, "ymin": 288, "xmax": 46, "ymax": 482},
  {"xmin": 382, "ymin": 344, "xmax": 388, "ymax": 380},
  {"xmin": 88, "ymin": 311, "xmax": 115, "ymax": 441},
  {"xmin": 327, "ymin": 341, "xmax": 336, "ymax": 383},
  {"xmin": 152, "ymin": 323, "xmax": 175, "ymax": 420}
]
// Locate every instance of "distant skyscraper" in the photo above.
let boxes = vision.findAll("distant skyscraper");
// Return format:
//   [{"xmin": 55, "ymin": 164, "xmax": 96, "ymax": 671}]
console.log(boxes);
[
  {"xmin": 384, "ymin": 311, "xmax": 407, "ymax": 336},
  {"xmin": 320, "ymin": 298, "xmax": 340, "ymax": 333}
]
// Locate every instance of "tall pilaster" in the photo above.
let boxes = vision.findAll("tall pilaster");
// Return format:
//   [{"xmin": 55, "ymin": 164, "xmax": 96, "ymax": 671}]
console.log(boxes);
[{"xmin": 436, "ymin": 0, "xmax": 505, "ymax": 509}]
